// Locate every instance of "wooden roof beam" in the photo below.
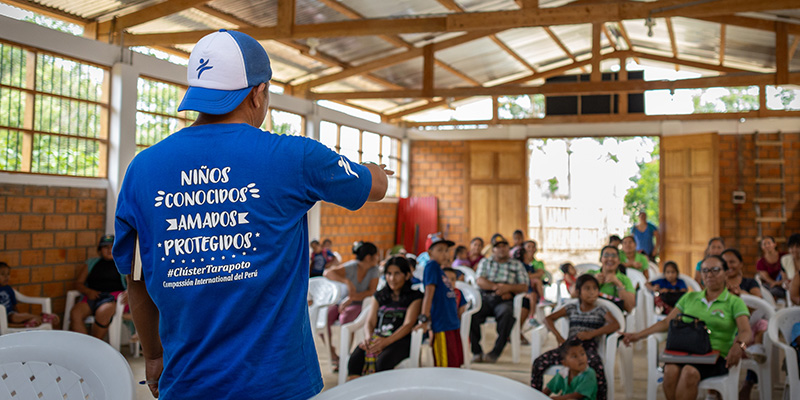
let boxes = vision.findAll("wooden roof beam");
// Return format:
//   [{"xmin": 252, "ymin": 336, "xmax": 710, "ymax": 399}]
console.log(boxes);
[
  {"xmin": 123, "ymin": 0, "xmax": 800, "ymax": 46},
  {"xmin": 696, "ymin": 16, "xmax": 800, "ymax": 36},
  {"xmin": 276, "ymin": 0, "xmax": 295, "ymax": 38},
  {"xmin": 591, "ymin": 22, "xmax": 601, "ymax": 82},
  {"xmin": 543, "ymin": 27, "xmax": 588, "ymax": 73},
  {"xmin": 615, "ymin": 21, "xmax": 641, "ymax": 64},
  {"xmin": 310, "ymin": 71, "xmax": 800, "ymax": 100},
  {"xmin": 602, "ymin": 23, "xmax": 618, "ymax": 51},
  {"xmin": 97, "ymin": 0, "xmax": 212, "ymax": 37},
  {"xmin": 294, "ymin": 30, "xmax": 499, "ymax": 92},
  {"xmin": 193, "ymin": 4, "xmax": 404, "ymax": 92},
  {"xmin": 776, "ymin": 22, "xmax": 789, "ymax": 85},
  {"xmin": 665, "ymin": 17, "xmax": 679, "ymax": 71}
]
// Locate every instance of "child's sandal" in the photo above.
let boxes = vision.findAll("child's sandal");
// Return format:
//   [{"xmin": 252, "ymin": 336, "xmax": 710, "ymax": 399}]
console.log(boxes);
[
  {"xmin": 24, "ymin": 319, "xmax": 41, "ymax": 328},
  {"xmin": 41, "ymin": 313, "xmax": 59, "ymax": 324}
]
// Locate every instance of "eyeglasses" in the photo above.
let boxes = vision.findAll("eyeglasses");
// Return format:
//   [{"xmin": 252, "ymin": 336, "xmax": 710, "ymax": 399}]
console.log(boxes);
[{"xmin": 700, "ymin": 266, "xmax": 723, "ymax": 275}]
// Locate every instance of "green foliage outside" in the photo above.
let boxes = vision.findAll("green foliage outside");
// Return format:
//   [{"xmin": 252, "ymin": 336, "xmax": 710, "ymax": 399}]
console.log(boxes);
[
  {"xmin": 498, "ymin": 94, "xmax": 545, "ymax": 119},
  {"xmin": 624, "ymin": 141, "xmax": 660, "ymax": 224},
  {"xmin": 271, "ymin": 122, "xmax": 295, "ymax": 135}
]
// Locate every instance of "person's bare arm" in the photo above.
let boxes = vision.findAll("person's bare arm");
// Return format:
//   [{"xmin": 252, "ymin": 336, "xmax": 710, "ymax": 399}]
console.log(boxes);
[
  {"xmin": 622, "ymin": 306, "xmax": 677, "ymax": 345},
  {"xmin": 362, "ymin": 300, "xmax": 379, "ymax": 342},
  {"xmin": 415, "ymin": 285, "xmax": 436, "ymax": 331},
  {"xmin": 726, "ymin": 315, "xmax": 752, "ymax": 368},
  {"xmin": 369, "ymin": 299, "xmax": 422, "ymax": 354},
  {"xmin": 653, "ymin": 229, "xmax": 661, "ymax": 256},
  {"xmin": 790, "ymin": 274, "xmax": 800, "ymax": 305},
  {"xmin": 126, "ymin": 276, "xmax": 163, "ymax": 398},
  {"xmin": 350, "ymin": 278, "xmax": 379, "ymax": 302},
  {"xmin": 758, "ymin": 270, "xmax": 777, "ymax": 287},
  {"xmin": 363, "ymin": 163, "xmax": 392, "ymax": 202},
  {"xmin": 476, "ymin": 277, "xmax": 495, "ymax": 291},
  {"xmin": 544, "ymin": 307, "xmax": 569, "ymax": 344}
]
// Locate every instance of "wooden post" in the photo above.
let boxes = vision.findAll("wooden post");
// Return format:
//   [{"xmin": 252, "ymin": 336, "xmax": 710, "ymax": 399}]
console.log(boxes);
[
  {"xmin": 776, "ymin": 22, "xmax": 789, "ymax": 85},
  {"xmin": 423, "ymin": 44, "xmax": 435, "ymax": 98},
  {"xmin": 618, "ymin": 56, "xmax": 628, "ymax": 115},
  {"xmin": 591, "ymin": 23, "xmax": 602, "ymax": 82},
  {"xmin": 277, "ymin": 0, "xmax": 296, "ymax": 38},
  {"xmin": 758, "ymin": 84, "xmax": 767, "ymax": 117},
  {"xmin": 492, "ymin": 96, "xmax": 499, "ymax": 124}
]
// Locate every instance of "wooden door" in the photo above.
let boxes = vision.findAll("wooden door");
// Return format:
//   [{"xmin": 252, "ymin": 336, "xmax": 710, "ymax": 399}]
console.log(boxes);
[
  {"xmin": 661, "ymin": 133, "xmax": 719, "ymax": 276},
  {"xmin": 468, "ymin": 141, "xmax": 527, "ymax": 242}
]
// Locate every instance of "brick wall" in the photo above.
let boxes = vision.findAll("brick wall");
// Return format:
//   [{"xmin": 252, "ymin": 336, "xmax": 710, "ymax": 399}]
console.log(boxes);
[
  {"xmin": 0, "ymin": 183, "xmax": 106, "ymax": 326},
  {"xmin": 318, "ymin": 201, "xmax": 397, "ymax": 262},
  {"xmin": 718, "ymin": 132, "xmax": 800, "ymax": 275},
  {"xmin": 409, "ymin": 140, "xmax": 469, "ymax": 247}
]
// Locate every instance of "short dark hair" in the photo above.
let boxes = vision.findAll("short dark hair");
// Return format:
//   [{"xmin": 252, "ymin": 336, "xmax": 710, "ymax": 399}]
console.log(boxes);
[
  {"xmin": 622, "ymin": 235, "xmax": 636, "ymax": 244},
  {"xmin": 788, "ymin": 233, "xmax": 800, "ymax": 248},
  {"xmin": 513, "ymin": 229, "xmax": 524, "ymax": 236},
  {"xmin": 575, "ymin": 274, "xmax": 599, "ymax": 296},
  {"xmin": 559, "ymin": 263, "xmax": 574, "ymax": 274},
  {"xmin": 662, "ymin": 261, "xmax": 679, "ymax": 274},
  {"xmin": 310, "ymin": 240, "xmax": 320, "ymax": 246},
  {"xmin": 454, "ymin": 245, "xmax": 468, "ymax": 256},
  {"xmin": 0, "ymin": 261, "xmax": 9, "ymax": 271},
  {"xmin": 352, "ymin": 241, "xmax": 378, "ymax": 260},
  {"xmin": 560, "ymin": 336, "xmax": 584, "ymax": 360},
  {"xmin": 608, "ymin": 235, "xmax": 621, "ymax": 244},
  {"xmin": 442, "ymin": 267, "xmax": 456, "ymax": 275},
  {"xmin": 470, "ymin": 237, "xmax": 484, "ymax": 246},
  {"xmin": 720, "ymin": 248, "xmax": 742, "ymax": 263},
  {"xmin": 702, "ymin": 254, "xmax": 728, "ymax": 271},
  {"xmin": 322, "ymin": 239, "xmax": 332, "ymax": 246}
]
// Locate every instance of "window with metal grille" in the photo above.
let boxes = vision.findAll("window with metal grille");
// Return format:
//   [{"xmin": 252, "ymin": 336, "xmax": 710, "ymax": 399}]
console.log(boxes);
[
  {"xmin": 0, "ymin": 40, "xmax": 110, "ymax": 177},
  {"xmin": 136, "ymin": 77, "xmax": 196, "ymax": 153},
  {"xmin": 319, "ymin": 120, "xmax": 402, "ymax": 197}
]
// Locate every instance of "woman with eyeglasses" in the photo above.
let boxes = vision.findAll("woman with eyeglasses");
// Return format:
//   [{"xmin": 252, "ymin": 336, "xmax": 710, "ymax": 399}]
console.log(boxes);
[
  {"xmin": 622, "ymin": 255, "xmax": 752, "ymax": 400},
  {"xmin": 588, "ymin": 246, "xmax": 635, "ymax": 313}
]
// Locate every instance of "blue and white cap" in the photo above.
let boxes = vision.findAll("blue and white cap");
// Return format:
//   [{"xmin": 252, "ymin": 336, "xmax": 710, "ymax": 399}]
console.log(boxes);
[{"xmin": 178, "ymin": 29, "xmax": 272, "ymax": 115}]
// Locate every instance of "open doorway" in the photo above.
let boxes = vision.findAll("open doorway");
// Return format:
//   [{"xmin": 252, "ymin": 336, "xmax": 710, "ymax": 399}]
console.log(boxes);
[{"xmin": 527, "ymin": 136, "xmax": 660, "ymax": 267}]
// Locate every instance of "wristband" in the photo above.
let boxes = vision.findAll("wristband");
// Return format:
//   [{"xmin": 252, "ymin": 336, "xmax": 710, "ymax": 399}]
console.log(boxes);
[{"xmin": 417, "ymin": 314, "xmax": 429, "ymax": 324}]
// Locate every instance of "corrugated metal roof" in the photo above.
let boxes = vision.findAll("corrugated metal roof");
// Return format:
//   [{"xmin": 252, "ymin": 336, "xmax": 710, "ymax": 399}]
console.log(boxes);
[
  {"xmin": 436, "ymin": 36, "xmax": 529, "ymax": 82},
  {"xmin": 33, "ymin": 0, "xmax": 151, "ymax": 20}
]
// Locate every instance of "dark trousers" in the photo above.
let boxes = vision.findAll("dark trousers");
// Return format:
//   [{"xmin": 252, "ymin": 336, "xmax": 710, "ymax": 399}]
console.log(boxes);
[
  {"xmin": 347, "ymin": 336, "xmax": 411, "ymax": 376},
  {"xmin": 470, "ymin": 292, "xmax": 516, "ymax": 357},
  {"xmin": 531, "ymin": 339, "xmax": 607, "ymax": 400}
]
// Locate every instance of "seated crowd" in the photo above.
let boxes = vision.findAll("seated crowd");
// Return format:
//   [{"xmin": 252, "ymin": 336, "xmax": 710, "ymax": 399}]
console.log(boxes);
[{"xmin": 311, "ymin": 230, "xmax": 800, "ymax": 400}]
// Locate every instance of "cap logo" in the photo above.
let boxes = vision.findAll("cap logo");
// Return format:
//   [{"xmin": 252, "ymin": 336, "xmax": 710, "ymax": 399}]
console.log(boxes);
[{"xmin": 196, "ymin": 58, "xmax": 213, "ymax": 79}]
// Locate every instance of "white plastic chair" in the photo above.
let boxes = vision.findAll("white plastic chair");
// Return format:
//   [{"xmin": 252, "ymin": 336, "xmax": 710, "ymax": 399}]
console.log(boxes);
[
  {"xmin": 739, "ymin": 294, "xmax": 776, "ymax": 400},
  {"xmin": 644, "ymin": 273, "xmax": 701, "ymax": 326},
  {"xmin": 308, "ymin": 277, "xmax": 341, "ymax": 345},
  {"xmin": 767, "ymin": 307, "xmax": 800, "ymax": 400},
  {"xmin": 754, "ymin": 274, "xmax": 779, "ymax": 307},
  {"xmin": 529, "ymin": 298, "xmax": 624, "ymax": 400},
  {"xmin": 480, "ymin": 292, "xmax": 526, "ymax": 364},
  {"xmin": 337, "ymin": 297, "xmax": 424, "ymax": 384},
  {"xmin": 648, "ymin": 261, "xmax": 660, "ymax": 280},
  {"xmin": 456, "ymin": 282, "xmax": 482, "ymax": 369},
  {"xmin": 318, "ymin": 368, "xmax": 549, "ymax": 400},
  {"xmin": 453, "ymin": 266, "xmax": 477, "ymax": 287},
  {"xmin": 575, "ymin": 263, "xmax": 600, "ymax": 275},
  {"xmin": 646, "ymin": 330, "xmax": 744, "ymax": 399},
  {"xmin": 0, "ymin": 290, "xmax": 53, "ymax": 335},
  {"xmin": 0, "ymin": 330, "xmax": 135, "ymax": 400},
  {"xmin": 62, "ymin": 290, "xmax": 131, "ymax": 353}
]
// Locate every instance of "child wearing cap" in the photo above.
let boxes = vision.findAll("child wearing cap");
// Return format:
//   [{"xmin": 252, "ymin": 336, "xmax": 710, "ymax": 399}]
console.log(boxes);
[
  {"xmin": 0, "ymin": 261, "xmax": 60, "ymax": 327},
  {"xmin": 417, "ymin": 235, "xmax": 463, "ymax": 368}
]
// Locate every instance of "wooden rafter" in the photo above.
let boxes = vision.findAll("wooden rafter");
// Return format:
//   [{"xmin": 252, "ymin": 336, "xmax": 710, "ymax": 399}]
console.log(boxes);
[
  {"xmin": 122, "ymin": 0, "xmax": 800, "ymax": 46},
  {"xmin": 602, "ymin": 24, "xmax": 617, "ymax": 51},
  {"xmin": 310, "ymin": 71, "xmax": 800, "ymax": 100},
  {"xmin": 615, "ymin": 21, "xmax": 641, "ymax": 64},
  {"xmin": 776, "ymin": 22, "xmax": 789, "ymax": 85},
  {"xmin": 718, "ymin": 24, "xmax": 726, "ymax": 66},
  {"xmin": 543, "ymin": 27, "xmax": 588, "ymax": 73},
  {"xmin": 294, "ymin": 30, "xmax": 499, "ymax": 92},
  {"xmin": 790, "ymin": 36, "xmax": 800, "ymax": 63},
  {"xmin": 665, "ymin": 17, "xmax": 679, "ymax": 71},
  {"xmin": 437, "ymin": 0, "xmax": 537, "ymax": 73},
  {"xmin": 97, "ymin": 0, "xmax": 211, "ymax": 37},
  {"xmin": 313, "ymin": 0, "xmax": 478, "ymax": 87}
]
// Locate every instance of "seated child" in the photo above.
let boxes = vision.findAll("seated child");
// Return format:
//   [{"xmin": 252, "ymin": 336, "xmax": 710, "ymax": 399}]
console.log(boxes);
[
  {"xmin": 347, "ymin": 257, "xmax": 422, "ymax": 379},
  {"xmin": 0, "ymin": 262, "xmax": 59, "ymax": 327},
  {"xmin": 451, "ymin": 246, "xmax": 471, "ymax": 268},
  {"xmin": 443, "ymin": 267, "xmax": 467, "ymax": 319},
  {"xmin": 645, "ymin": 261, "xmax": 687, "ymax": 315},
  {"xmin": 561, "ymin": 263, "xmax": 578, "ymax": 298},
  {"xmin": 532, "ymin": 274, "xmax": 619, "ymax": 400},
  {"xmin": 543, "ymin": 337, "xmax": 598, "ymax": 400}
]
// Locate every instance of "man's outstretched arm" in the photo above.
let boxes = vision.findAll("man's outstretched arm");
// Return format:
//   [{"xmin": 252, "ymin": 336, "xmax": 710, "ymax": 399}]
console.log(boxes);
[{"xmin": 126, "ymin": 276, "xmax": 163, "ymax": 398}]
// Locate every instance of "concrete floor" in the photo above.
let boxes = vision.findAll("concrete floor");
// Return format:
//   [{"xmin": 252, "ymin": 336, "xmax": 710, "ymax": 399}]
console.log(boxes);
[{"xmin": 126, "ymin": 325, "xmax": 787, "ymax": 399}]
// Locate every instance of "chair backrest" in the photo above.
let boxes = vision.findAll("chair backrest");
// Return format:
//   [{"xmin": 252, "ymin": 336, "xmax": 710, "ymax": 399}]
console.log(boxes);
[
  {"xmin": 308, "ymin": 277, "xmax": 340, "ymax": 306},
  {"xmin": 740, "ymin": 294, "xmax": 776, "ymax": 324},
  {"xmin": 575, "ymin": 263, "xmax": 600, "ymax": 275},
  {"xmin": 768, "ymin": 307, "xmax": 800, "ymax": 348},
  {"xmin": 456, "ymin": 281, "xmax": 482, "ymax": 313},
  {"xmin": 648, "ymin": 261, "xmax": 659, "ymax": 278},
  {"xmin": 453, "ymin": 266, "xmax": 477, "ymax": 286},
  {"xmin": 753, "ymin": 275, "xmax": 777, "ymax": 306},
  {"xmin": 0, "ymin": 330, "xmax": 135, "ymax": 400},
  {"xmin": 319, "ymin": 368, "xmax": 549, "ymax": 400},
  {"xmin": 546, "ymin": 298, "xmax": 625, "ymax": 343},
  {"xmin": 626, "ymin": 268, "xmax": 647, "ymax": 290}
]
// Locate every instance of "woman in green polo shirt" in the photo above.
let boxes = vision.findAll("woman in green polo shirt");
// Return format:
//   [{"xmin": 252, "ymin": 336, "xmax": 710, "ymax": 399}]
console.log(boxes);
[
  {"xmin": 620, "ymin": 235, "xmax": 651, "ymax": 279},
  {"xmin": 621, "ymin": 255, "xmax": 752, "ymax": 400},
  {"xmin": 590, "ymin": 246, "xmax": 635, "ymax": 313}
]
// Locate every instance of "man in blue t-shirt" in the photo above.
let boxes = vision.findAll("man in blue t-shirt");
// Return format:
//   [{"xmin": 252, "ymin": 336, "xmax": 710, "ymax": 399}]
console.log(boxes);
[{"xmin": 113, "ymin": 30, "xmax": 391, "ymax": 400}]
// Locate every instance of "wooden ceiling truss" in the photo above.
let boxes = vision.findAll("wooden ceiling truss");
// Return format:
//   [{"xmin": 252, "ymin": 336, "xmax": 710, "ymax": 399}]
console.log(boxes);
[{"xmin": 7, "ymin": 0, "xmax": 799, "ymax": 123}]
